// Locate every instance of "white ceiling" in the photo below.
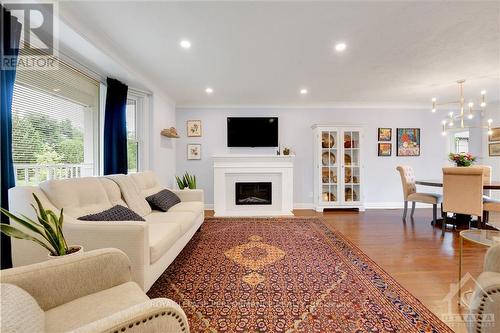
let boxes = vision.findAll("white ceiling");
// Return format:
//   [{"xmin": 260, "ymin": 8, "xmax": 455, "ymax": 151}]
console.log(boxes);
[{"xmin": 59, "ymin": 1, "xmax": 500, "ymax": 107}]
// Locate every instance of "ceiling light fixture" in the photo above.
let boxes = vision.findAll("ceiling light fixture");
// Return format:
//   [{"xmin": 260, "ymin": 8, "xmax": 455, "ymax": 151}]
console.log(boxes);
[
  {"xmin": 335, "ymin": 42, "xmax": 347, "ymax": 52},
  {"xmin": 431, "ymin": 80, "xmax": 494, "ymax": 135},
  {"xmin": 300, "ymin": 88, "xmax": 308, "ymax": 95},
  {"xmin": 180, "ymin": 40, "xmax": 191, "ymax": 49},
  {"xmin": 205, "ymin": 87, "xmax": 213, "ymax": 94}
]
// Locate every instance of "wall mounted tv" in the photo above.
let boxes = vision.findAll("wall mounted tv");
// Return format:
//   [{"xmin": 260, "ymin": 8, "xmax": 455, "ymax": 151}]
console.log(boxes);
[{"xmin": 227, "ymin": 117, "xmax": 278, "ymax": 147}]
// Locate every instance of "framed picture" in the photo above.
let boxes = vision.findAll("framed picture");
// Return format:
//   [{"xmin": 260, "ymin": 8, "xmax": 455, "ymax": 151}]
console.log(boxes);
[
  {"xmin": 187, "ymin": 120, "xmax": 202, "ymax": 137},
  {"xmin": 187, "ymin": 144, "xmax": 201, "ymax": 160},
  {"xmin": 378, "ymin": 143, "xmax": 392, "ymax": 156},
  {"xmin": 489, "ymin": 142, "xmax": 500, "ymax": 156},
  {"xmin": 396, "ymin": 128, "xmax": 420, "ymax": 156},
  {"xmin": 489, "ymin": 127, "xmax": 500, "ymax": 142},
  {"xmin": 378, "ymin": 128, "xmax": 392, "ymax": 141}
]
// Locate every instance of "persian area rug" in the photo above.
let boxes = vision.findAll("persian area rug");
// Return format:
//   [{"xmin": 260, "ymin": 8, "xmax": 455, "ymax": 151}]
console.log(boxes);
[{"xmin": 148, "ymin": 217, "xmax": 452, "ymax": 332}]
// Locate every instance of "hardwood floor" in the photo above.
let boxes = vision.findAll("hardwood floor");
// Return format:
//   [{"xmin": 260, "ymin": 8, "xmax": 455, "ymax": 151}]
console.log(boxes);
[{"xmin": 205, "ymin": 208, "xmax": 500, "ymax": 332}]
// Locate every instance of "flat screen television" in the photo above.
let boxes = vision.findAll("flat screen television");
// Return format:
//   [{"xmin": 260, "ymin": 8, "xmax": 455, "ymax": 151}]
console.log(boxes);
[{"xmin": 227, "ymin": 117, "xmax": 278, "ymax": 147}]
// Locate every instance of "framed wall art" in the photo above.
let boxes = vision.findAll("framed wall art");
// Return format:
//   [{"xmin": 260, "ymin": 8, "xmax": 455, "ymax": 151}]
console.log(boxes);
[
  {"xmin": 378, "ymin": 128, "xmax": 392, "ymax": 141},
  {"xmin": 187, "ymin": 144, "xmax": 201, "ymax": 160},
  {"xmin": 378, "ymin": 143, "xmax": 392, "ymax": 156},
  {"xmin": 489, "ymin": 127, "xmax": 500, "ymax": 142},
  {"xmin": 187, "ymin": 120, "xmax": 202, "ymax": 137},
  {"xmin": 489, "ymin": 142, "xmax": 500, "ymax": 157},
  {"xmin": 396, "ymin": 128, "xmax": 420, "ymax": 156}
]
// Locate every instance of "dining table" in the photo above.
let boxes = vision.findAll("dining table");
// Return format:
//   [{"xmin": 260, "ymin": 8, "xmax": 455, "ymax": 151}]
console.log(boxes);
[{"xmin": 416, "ymin": 179, "xmax": 500, "ymax": 229}]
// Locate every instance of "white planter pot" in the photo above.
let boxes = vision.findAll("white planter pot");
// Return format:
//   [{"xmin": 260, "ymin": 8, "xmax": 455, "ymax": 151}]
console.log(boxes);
[{"xmin": 47, "ymin": 245, "xmax": 83, "ymax": 260}]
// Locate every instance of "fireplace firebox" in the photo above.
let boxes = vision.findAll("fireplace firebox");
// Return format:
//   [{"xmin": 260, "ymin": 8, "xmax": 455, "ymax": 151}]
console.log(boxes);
[{"xmin": 235, "ymin": 182, "xmax": 272, "ymax": 205}]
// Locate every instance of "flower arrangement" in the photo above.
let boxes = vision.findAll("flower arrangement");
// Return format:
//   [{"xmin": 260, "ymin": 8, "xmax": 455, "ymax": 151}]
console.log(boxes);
[{"xmin": 449, "ymin": 152, "xmax": 476, "ymax": 167}]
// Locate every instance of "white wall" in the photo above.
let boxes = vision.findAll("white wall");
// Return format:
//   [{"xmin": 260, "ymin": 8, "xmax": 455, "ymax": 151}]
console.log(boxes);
[
  {"xmin": 149, "ymin": 92, "xmax": 177, "ymax": 188},
  {"xmin": 175, "ymin": 107, "xmax": 465, "ymax": 208}
]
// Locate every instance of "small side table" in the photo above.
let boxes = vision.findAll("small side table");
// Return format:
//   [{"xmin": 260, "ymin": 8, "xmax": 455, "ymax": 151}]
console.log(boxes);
[{"xmin": 458, "ymin": 230, "xmax": 500, "ymax": 306}]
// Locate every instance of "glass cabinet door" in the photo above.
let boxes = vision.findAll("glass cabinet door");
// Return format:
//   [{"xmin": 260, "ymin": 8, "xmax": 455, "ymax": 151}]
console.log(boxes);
[
  {"xmin": 320, "ymin": 130, "xmax": 339, "ymax": 203},
  {"xmin": 342, "ymin": 130, "xmax": 361, "ymax": 203}
]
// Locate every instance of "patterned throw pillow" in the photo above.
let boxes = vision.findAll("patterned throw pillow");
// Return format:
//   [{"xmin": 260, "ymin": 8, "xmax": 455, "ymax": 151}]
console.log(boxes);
[
  {"xmin": 78, "ymin": 205, "xmax": 145, "ymax": 221},
  {"xmin": 146, "ymin": 189, "xmax": 181, "ymax": 212}
]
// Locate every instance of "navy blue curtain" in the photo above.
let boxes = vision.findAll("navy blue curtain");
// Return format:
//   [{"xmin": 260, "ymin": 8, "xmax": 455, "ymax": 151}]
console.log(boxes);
[
  {"xmin": 1, "ymin": 7, "xmax": 22, "ymax": 269},
  {"xmin": 103, "ymin": 78, "xmax": 128, "ymax": 175}
]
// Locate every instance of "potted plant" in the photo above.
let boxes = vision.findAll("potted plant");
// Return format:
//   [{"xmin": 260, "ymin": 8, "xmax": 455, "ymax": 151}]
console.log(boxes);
[
  {"xmin": 449, "ymin": 152, "xmax": 476, "ymax": 167},
  {"xmin": 283, "ymin": 147, "xmax": 291, "ymax": 155},
  {"xmin": 175, "ymin": 172, "xmax": 197, "ymax": 189},
  {"xmin": 0, "ymin": 193, "xmax": 82, "ymax": 259}
]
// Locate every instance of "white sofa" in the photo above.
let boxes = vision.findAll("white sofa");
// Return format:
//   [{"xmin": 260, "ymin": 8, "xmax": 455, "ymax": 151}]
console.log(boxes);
[{"xmin": 8, "ymin": 171, "xmax": 204, "ymax": 291}]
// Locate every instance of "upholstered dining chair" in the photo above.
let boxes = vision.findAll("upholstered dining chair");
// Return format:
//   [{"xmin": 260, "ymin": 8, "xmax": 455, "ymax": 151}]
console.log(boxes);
[
  {"xmin": 472, "ymin": 165, "xmax": 492, "ymax": 198},
  {"xmin": 396, "ymin": 166, "xmax": 442, "ymax": 225},
  {"xmin": 442, "ymin": 167, "xmax": 484, "ymax": 236}
]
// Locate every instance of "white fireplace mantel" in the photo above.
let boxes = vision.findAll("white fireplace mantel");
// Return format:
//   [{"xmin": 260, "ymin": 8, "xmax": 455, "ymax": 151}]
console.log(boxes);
[{"xmin": 213, "ymin": 154, "xmax": 294, "ymax": 216}]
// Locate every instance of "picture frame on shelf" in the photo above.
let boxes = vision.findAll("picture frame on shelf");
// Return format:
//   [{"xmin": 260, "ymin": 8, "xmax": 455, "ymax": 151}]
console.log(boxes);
[
  {"xmin": 378, "ymin": 143, "xmax": 392, "ymax": 156},
  {"xmin": 187, "ymin": 120, "xmax": 202, "ymax": 137},
  {"xmin": 378, "ymin": 128, "xmax": 392, "ymax": 141},
  {"xmin": 489, "ymin": 142, "xmax": 500, "ymax": 157},
  {"xmin": 187, "ymin": 144, "xmax": 201, "ymax": 160},
  {"xmin": 488, "ymin": 127, "xmax": 500, "ymax": 142},
  {"xmin": 396, "ymin": 128, "xmax": 420, "ymax": 156}
]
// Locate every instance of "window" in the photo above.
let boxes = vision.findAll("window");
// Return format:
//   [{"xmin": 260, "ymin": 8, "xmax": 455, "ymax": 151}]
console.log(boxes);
[
  {"xmin": 453, "ymin": 130, "xmax": 470, "ymax": 153},
  {"xmin": 12, "ymin": 53, "xmax": 100, "ymax": 185},
  {"xmin": 126, "ymin": 99, "xmax": 138, "ymax": 173}
]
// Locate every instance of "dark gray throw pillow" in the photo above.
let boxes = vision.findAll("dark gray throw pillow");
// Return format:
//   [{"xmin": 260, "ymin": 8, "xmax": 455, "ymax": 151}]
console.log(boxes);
[
  {"xmin": 78, "ymin": 205, "xmax": 145, "ymax": 221},
  {"xmin": 146, "ymin": 189, "xmax": 181, "ymax": 212}
]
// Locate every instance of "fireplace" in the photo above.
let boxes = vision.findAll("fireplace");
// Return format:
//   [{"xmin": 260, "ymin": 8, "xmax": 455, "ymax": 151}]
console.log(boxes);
[{"xmin": 235, "ymin": 182, "xmax": 272, "ymax": 205}]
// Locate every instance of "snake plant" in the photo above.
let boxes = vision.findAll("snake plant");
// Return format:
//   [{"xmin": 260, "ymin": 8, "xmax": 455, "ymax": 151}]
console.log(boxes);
[
  {"xmin": 175, "ymin": 172, "xmax": 197, "ymax": 189},
  {"xmin": 0, "ymin": 193, "xmax": 71, "ymax": 256}
]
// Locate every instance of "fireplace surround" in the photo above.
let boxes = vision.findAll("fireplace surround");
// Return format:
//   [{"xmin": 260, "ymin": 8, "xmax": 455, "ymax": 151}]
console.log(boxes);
[{"xmin": 213, "ymin": 155, "xmax": 294, "ymax": 216}]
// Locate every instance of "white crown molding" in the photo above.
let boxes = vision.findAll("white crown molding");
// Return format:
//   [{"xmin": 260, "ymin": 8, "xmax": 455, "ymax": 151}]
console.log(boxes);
[{"xmin": 176, "ymin": 102, "xmax": 430, "ymax": 110}]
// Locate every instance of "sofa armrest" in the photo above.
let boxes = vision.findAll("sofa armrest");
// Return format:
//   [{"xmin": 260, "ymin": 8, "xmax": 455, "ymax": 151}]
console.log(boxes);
[
  {"xmin": 468, "ymin": 271, "xmax": 500, "ymax": 333},
  {"xmin": 64, "ymin": 219, "xmax": 150, "ymax": 290},
  {"xmin": 72, "ymin": 298, "xmax": 189, "ymax": 333},
  {"xmin": 0, "ymin": 248, "xmax": 131, "ymax": 311},
  {"xmin": 484, "ymin": 244, "xmax": 500, "ymax": 274},
  {"xmin": 172, "ymin": 189, "xmax": 204, "ymax": 203}
]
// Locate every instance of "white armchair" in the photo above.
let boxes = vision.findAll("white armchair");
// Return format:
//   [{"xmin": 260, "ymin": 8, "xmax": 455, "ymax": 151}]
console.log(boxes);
[
  {"xmin": 468, "ymin": 243, "xmax": 500, "ymax": 333},
  {"xmin": 0, "ymin": 248, "xmax": 189, "ymax": 333}
]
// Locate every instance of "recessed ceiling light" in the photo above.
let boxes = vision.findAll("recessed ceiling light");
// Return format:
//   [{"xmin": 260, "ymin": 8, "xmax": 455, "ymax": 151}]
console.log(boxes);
[
  {"xmin": 53, "ymin": 88, "xmax": 60, "ymax": 92},
  {"xmin": 334, "ymin": 42, "xmax": 347, "ymax": 52},
  {"xmin": 180, "ymin": 40, "xmax": 191, "ymax": 49},
  {"xmin": 300, "ymin": 88, "xmax": 308, "ymax": 95},
  {"xmin": 205, "ymin": 87, "xmax": 213, "ymax": 94}
]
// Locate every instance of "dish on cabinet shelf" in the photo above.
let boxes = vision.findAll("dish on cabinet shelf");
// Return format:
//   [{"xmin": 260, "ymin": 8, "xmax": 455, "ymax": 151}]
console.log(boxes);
[
  {"xmin": 322, "ymin": 151, "xmax": 336, "ymax": 166},
  {"xmin": 322, "ymin": 192, "xmax": 336, "ymax": 202},
  {"xmin": 345, "ymin": 188, "xmax": 358, "ymax": 201},
  {"xmin": 344, "ymin": 153, "xmax": 351, "ymax": 165},
  {"xmin": 322, "ymin": 133, "xmax": 335, "ymax": 148}
]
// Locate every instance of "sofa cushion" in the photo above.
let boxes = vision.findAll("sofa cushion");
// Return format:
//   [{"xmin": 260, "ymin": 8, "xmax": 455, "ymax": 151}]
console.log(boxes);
[
  {"xmin": 99, "ymin": 178, "xmax": 127, "ymax": 207},
  {"xmin": 44, "ymin": 281, "xmax": 148, "ymax": 332},
  {"xmin": 78, "ymin": 205, "xmax": 145, "ymax": 222},
  {"xmin": 169, "ymin": 201, "xmax": 204, "ymax": 219},
  {"xmin": 1, "ymin": 283, "xmax": 45, "ymax": 333},
  {"xmin": 146, "ymin": 211, "xmax": 197, "ymax": 234},
  {"xmin": 40, "ymin": 177, "xmax": 113, "ymax": 218},
  {"xmin": 148, "ymin": 221, "xmax": 183, "ymax": 264},
  {"xmin": 129, "ymin": 171, "xmax": 163, "ymax": 198},
  {"xmin": 146, "ymin": 189, "xmax": 181, "ymax": 212}
]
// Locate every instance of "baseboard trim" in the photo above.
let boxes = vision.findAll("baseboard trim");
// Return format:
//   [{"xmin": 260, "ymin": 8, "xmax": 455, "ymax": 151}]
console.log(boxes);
[{"xmin": 205, "ymin": 202, "xmax": 433, "ymax": 211}]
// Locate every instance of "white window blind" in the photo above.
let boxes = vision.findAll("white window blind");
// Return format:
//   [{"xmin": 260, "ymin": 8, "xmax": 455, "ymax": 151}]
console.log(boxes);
[{"xmin": 12, "ymin": 51, "xmax": 100, "ymax": 185}]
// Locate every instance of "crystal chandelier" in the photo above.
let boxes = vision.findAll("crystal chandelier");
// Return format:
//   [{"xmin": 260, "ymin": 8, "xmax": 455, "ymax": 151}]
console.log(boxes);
[{"xmin": 431, "ymin": 80, "xmax": 493, "ymax": 136}]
